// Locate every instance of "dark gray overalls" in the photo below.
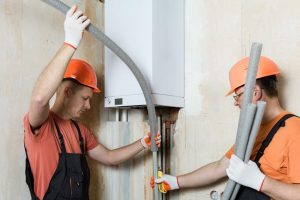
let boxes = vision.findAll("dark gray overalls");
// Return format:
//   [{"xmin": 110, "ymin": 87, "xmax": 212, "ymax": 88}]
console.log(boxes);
[{"xmin": 25, "ymin": 120, "xmax": 90, "ymax": 200}]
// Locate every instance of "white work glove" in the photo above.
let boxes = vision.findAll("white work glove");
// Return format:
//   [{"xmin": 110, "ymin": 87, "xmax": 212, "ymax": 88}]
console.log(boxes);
[
  {"xmin": 226, "ymin": 154, "xmax": 266, "ymax": 191},
  {"xmin": 152, "ymin": 174, "xmax": 179, "ymax": 191},
  {"xmin": 64, "ymin": 5, "xmax": 91, "ymax": 49},
  {"xmin": 140, "ymin": 133, "xmax": 161, "ymax": 149}
]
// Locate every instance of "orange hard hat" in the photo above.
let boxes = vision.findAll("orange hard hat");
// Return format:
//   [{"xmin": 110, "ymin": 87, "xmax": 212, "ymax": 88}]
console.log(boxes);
[
  {"xmin": 226, "ymin": 56, "xmax": 280, "ymax": 96},
  {"xmin": 64, "ymin": 59, "xmax": 100, "ymax": 93}
]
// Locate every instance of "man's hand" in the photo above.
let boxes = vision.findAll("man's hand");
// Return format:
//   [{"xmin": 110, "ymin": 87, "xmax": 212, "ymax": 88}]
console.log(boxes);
[
  {"xmin": 226, "ymin": 154, "xmax": 266, "ymax": 191},
  {"xmin": 64, "ymin": 5, "xmax": 91, "ymax": 49},
  {"xmin": 140, "ymin": 133, "xmax": 161, "ymax": 149},
  {"xmin": 150, "ymin": 174, "xmax": 179, "ymax": 191}
]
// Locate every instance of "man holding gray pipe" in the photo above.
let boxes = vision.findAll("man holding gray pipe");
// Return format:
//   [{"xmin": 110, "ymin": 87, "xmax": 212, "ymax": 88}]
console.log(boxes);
[
  {"xmin": 24, "ymin": 5, "xmax": 160, "ymax": 200},
  {"xmin": 151, "ymin": 56, "xmax": 300, "ymax": 200}
]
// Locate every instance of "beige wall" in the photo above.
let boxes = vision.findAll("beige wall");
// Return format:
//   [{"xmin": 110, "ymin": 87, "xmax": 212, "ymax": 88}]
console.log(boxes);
[{"xmin": 1, "ymin": 0, "xmax": 300, "ymax": 199}]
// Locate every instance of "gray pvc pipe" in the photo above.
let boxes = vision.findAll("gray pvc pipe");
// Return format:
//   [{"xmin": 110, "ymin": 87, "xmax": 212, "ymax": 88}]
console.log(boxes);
[
  {"xmin": 229, "ymin": 101, "xmax": 266, "ymax": 200},
  {"xmin": 221, "ymin": 43, "xmax": 262, "ymax": 200},
  {"xmin": 244, "ymin": 101, "xmax": 266, "ymax": 163},
  {"xmin": 230, "ymin": 43, "xmax": 263, "ymax": 199},
  {"xmin": 221, "ymin": 103, "xmax": 257, "ymax": 199},
  {"xmin": 40, "ymin": 0, "xmax": 159, "ymax": 199},
  {"xmin": 236, "ymin": 43, "xmax": 262, "ymax": 158},
  {"xmin": 235, "ymin": 103, "xmax": 257, "ymax": 161}
]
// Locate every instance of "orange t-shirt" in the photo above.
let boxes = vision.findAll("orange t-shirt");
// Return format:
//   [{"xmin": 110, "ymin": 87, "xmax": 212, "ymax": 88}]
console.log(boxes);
[
  {"xmin": 226, "ymin": 111, "xmax": 300, "ymax": 184},
  {"xmin": 23, "ymin": 111, "xmax": 99, "ymax": 200}
]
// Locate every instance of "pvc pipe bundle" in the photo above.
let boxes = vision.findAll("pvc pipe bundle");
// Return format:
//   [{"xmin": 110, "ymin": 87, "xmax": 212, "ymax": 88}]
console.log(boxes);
[
  {"xmin": 221, "ymin": 43, "xmax": 266, "ymax": 200},
  {"xmin": 40, "ymin": 1, "xmax": 160, "ymax": 199},
  {"xmin": 230, "ymin": 101, "xmax": 266, "ymax": 200}
]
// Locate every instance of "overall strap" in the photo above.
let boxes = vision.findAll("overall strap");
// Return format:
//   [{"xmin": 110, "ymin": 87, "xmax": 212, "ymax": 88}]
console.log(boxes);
[
  {"xmin": 71, "ymin": 120, "xmax": 85, "ymax": 154},
  {"xmin": 254, "ymin": 114, "xmax": 296, "ymax": 167},
  {"xmin": 53, "ymin": 120, "xmax": 67, "ymax": 153}
]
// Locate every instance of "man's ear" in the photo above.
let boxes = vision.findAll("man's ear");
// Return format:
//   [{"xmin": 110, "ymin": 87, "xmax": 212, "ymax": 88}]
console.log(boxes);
[
  {"xmin": 64, "ymin": 86, "xmax": 72, "ymax": 98},
  {"xmin": 253, "ymin": 85, "xmax": 262, "ymax": 101}
]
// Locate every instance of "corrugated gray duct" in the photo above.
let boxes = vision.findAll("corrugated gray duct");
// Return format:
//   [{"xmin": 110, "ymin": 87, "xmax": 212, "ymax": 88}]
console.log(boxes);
[
  {"xmin": 221, "ymin": 43, "xmax": 263, "ymax": 200},
  {"xmin": 40, "ymin": 0, "xmax": 160, "ymax": 199}
]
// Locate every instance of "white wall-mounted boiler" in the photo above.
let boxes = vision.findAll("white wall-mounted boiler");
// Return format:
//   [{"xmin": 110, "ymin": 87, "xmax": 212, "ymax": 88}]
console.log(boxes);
[{"xmin": 104, "ymin": 0, "xmax": 185, "ymax": 108}]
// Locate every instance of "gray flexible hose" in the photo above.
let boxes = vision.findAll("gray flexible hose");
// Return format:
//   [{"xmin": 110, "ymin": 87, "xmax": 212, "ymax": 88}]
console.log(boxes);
[
  {"xmin": 229, "ymin": 101, "xmax": 266, "ymax": 200},
  {"xmin": 40, "ymin": 0, "xmax": 159, "ymax": 199},
  {"xmin": 222, "ymin": 43, "xmax": 262, "ymax": 200}
]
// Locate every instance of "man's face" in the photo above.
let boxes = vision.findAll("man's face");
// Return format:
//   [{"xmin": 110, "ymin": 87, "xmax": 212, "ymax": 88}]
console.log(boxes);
[
  {"xmin": 233, "ymin": 85, "xmax": 262, "ymax": 108},
  {"xmin": 233, "ymin": 86, "xmax": 245, "ymax": 108},
  {"xmin": 65, "ymin": 86, "xmax": 93, "ymax": 119}
]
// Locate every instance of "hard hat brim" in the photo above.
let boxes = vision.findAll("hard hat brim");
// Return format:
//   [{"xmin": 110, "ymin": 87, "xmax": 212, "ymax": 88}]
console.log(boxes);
[
  {"xmin": 92, "ymin": 87, "xmax": 101, "ymax": 93},
  {"xmin": 225, "ymin": 89, "xmax": 235, "ymax": 96}
]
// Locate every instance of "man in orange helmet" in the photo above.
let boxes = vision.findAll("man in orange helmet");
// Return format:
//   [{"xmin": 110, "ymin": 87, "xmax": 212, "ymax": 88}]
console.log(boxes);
[
  {"xmin": 151, "ymin": 56, "xmax": 300, "ymax": 200},
  {"xmin": 24, "ymin": 6, "xmax": 160, "ymax": 200}
]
